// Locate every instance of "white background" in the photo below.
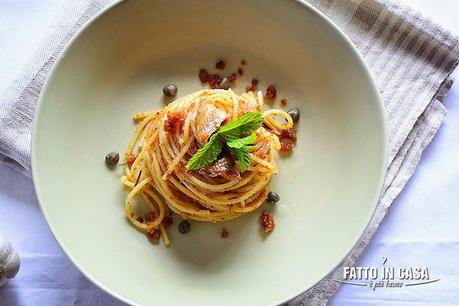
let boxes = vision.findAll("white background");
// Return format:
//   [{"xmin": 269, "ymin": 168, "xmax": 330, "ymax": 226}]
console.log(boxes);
[{"xmin": 0, "ymin": 1, "xmax": 458, "ymax": 305}]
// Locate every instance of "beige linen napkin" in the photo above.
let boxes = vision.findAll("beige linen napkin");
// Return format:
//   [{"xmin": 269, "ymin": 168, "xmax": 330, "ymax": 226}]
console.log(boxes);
[{"xmin": 0, "ymin": 0, "xmax": 457, "ymax": 305}]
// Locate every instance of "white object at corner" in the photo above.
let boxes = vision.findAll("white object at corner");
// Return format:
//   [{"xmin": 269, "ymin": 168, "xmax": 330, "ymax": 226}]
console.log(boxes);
[{"xmin": 0, "ymin": 233, "xmax": 20, "ymax": 287}]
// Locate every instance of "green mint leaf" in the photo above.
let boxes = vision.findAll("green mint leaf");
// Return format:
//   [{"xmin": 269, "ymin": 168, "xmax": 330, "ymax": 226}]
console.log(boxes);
[
  {"xmin": 186, "ymin": 134, "xmax": 223, "ymax": 170},
  {"xmin": 218, "ymin": 112, "xmax": 264, "ymax": 139},
  {"xmin": 226, "ymin": 133, "xmax": 256, "ymax": 149},
  {"xmin": 229, "ymin": 146, "xmax": 252, "ymax": 172},
  {"xmin": 186, "ymin": 112, "xmax": 262, "ymax": 171}
]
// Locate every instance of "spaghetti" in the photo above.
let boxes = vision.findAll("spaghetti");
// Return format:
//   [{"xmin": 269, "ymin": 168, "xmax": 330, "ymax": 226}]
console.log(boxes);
[{"xmin": 121, "ymin": 89, "xmax": 294, "ymax": 245}]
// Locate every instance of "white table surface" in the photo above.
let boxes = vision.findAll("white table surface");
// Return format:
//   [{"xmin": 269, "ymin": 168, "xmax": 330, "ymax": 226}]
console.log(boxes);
[{"xmin": 0, "ymin": 1, "xmax": 458, "ymax": 305}]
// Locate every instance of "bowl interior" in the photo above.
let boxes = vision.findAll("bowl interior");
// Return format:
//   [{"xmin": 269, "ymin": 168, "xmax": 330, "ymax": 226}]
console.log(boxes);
[{"xmin": 33, "ymin": 0, "xmax": 386, "ymax": 305}]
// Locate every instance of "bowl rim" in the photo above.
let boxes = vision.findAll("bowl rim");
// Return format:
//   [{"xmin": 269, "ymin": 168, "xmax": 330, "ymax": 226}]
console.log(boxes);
[{"xmin": 31, "ymin": 0, "xmax": 388, "ymax": 305}]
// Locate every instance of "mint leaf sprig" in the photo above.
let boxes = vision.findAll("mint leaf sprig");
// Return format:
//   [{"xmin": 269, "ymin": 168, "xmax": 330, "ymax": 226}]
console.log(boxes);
[
  {"xmin": 186, "ymin": 112, "xmax": 263, "ymax": 172},
  {"xmin": 186, "ymin": 134, "xmax": 223, "ymax": 170},
  {"xmin": 218, "ymin": 112, "xmax": 264, "ymax": 139}
]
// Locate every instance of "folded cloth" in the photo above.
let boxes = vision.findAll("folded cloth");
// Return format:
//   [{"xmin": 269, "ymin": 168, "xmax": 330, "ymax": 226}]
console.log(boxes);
[{"xmin": 0, "ymin": 0, "xmax": 457, "ymax": 305}]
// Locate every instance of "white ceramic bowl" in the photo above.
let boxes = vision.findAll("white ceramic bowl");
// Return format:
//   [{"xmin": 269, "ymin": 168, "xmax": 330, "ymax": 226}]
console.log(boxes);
[{"xmin": 32, "ymin": 0, "xmax": 387, "ymax": 305}]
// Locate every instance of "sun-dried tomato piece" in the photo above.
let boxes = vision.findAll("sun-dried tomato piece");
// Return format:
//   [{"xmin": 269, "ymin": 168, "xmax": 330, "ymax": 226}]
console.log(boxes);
[
  {"xmin": 216, "ymin": 60, "xmax": 226, "ymax": 70},
  {"xmin": 252, "ymin": 150, "xmax": 265, "ymax": 158},
  {"xmin": 164, "ymin": 112, "xmax": 185, "ymax": 132},
  {"xmin": 260, "ymin": 210, "xmax": 275, "ymax": 233},
  {"xmin": 228, "ymin": 73, "xmax": 237, "ymax": 82},
  {"xmin": 162, "ymin": 216, "xmax": 173, "ymax": 228},
  {"xmin": 278, "ymin": 128, "xmax": 297, "ymax": 152},
  {"xmin": 199, "ymin": 69, "xmax": 209, "ymax": 83},
  {"xmin": 207, "ymin": 74, "xmax": 222, "ymax": 89},
  {"xmin": 265, "ymin": 85, "xmax": 277, "ymax": 99},
  {"xmin": 221, "ymin": 228, "xmax": 229, "ymax": 238},
  {"xmin": 145, "ymin": 212, "xmax": 157, "ymax": 223},
  {"xmin": 125, "ymin": 153, "xmax": 137, "ymax": 166},
  {"xmin": 146, "ymin": 228, "xmax": 161, "ymax": 240}
]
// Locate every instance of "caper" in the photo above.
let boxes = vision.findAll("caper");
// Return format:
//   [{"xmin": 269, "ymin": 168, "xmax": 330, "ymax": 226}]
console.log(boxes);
[
  {"xmin": 220, "ymin": 77, "xmax": 231, "ymax": 90},
  {"xmin": 287, "ymin": 107, "xmax": 300, "ymax": 123},
  {"xmin": 105, "ymin": 151, "xmax": 119, "ymax": 165},
  {"xmin": 163, "ymin": 84, "xmax": 178, "ymax": 97},
  {"xmin": 267, "ymin": 191, "xmax": 280, "ymax": 204},
  {"xmin": 178, "ymin": 220, "xmax": 191, "ymax": 234}
]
